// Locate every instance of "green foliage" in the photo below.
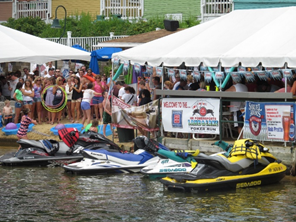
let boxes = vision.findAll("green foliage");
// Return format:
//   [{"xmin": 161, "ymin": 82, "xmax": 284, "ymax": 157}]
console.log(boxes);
[
  {"xmin": 2, "ymin": 13, "xmax": 199, "ymax": 38},
  {"xmin": 3, "ymin": 17, "xmax": 46, "ymax": 36}
]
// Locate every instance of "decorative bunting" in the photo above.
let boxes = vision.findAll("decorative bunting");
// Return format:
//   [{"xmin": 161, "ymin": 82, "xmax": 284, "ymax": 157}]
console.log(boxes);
[
  {"xmin": 212, "ymin": 66, "xmax": 219, "ymax": 72},
  {"xmin": 270, "ymin": 70, "xmax": 281, "ymax": 80},
  {"xmin": 156, "ymin": 67, "xmax": 163, "ymax": 76},
  {"xmin": 200, "ymin": 65, "xmax": 208, "ymax": 72},
  {"xmin": 146, "ymin": 65, "xmax": 153, "ymax": 75},
  {"xmin": 204, "ymin": 71, "xmax": 212, "ymax": 83},
  {"xmin": 230, "ymin": 72, "xmax": 242, "ymax": 83},
  {"xmin": 179, "ymin": 69, "xmax": 187, "ymax": 80},
  {"xmin": 256, "ymin": 71, "xmax": 268, "ymax": 80},
  {"xmin": 214, "ymin": 71, "xmax": 224, "ymax": 81},
  {"xmin": 193, "ymin": 70, "xmax": 201, "ymax": 81},
  {"xmin": 134, "ymin": 63, "xmax": 141, "ymax": 73},
  {"xmin": 243, "ymin": 72, "xmax": 255, "ymax": 82},
  {"xmin": 281, "ymin": 69, "xmax": 293, "ymax": 79},
  {"xmin": 237, "ymin": 66, "xmax": 246, "ymax": 74},
  {"xmin": 123, "ymin": 61, "xmax": 129, "ymax": 72},
  {"xmin": 168, "ymin": 68, "xmax": 175, "ymax": 77},
  {"xmin": 113, "ymin": 56, "xmax": 120, "ymax": 65},
  {"xmin": 224, "ymin": 67, "xmax": 232, "ymax": 73}
]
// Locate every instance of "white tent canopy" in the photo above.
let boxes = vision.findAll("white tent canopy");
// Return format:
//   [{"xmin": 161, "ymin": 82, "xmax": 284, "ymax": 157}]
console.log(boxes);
[
  {"xmin": 113, "ymin": 7, "xmax": 296, "ymax": 68},
  {"xmin": 0, "ymin": 25, "xmax": 90, "ymax": 64}
]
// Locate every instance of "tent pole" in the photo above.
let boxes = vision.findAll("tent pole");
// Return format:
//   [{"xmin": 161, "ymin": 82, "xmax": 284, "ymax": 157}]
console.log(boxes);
[{"xmin": 111, "ymin": 62, "xmax": 114, "ymax": 142}]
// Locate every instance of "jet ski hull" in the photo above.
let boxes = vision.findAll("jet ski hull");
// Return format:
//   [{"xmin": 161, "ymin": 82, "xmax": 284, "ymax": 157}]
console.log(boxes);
[
  {"xmin": 0, "ymin": 152, "xmax": 83, "ymax": 167},
  {"xmin": 141, "ymin": 159, "xmax": 193, "ymax": 179},
  {"xmin": 63, "ymin": 154, "xmax": 160, "ymax": 175},
  {"xmin": 160, "ymin": 162, "xmax": 286, "ymax": 192},
  {"xmin": 64, "ymin": 163, "xmax": 148, "ymax": 174}
]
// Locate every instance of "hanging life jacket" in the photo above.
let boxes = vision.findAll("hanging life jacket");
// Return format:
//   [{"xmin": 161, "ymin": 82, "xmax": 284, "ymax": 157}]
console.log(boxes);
[{"xmin": 58, "ymin": 128, "xmax": 79, "ymax": 148}]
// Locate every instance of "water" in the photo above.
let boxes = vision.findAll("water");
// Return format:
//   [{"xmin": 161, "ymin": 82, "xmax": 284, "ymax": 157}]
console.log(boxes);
[{"xmin": 1, "ymin": 146, "xmax": 296, "ymax": 221}]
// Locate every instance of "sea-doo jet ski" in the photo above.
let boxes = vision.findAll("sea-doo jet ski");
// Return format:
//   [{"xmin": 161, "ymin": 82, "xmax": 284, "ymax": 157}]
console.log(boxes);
[
  {"xmin": 141, "ymin": 142, "xmax": 227, "ymax": 179},
  {"xmin": 160, "ymin": 139, "xmax": 286, "ymax": 192},
  {"xmin": 63, "ymin": 136, "xmax": 163, "ymax": 174},
  {"xmin": 141, "ymin": 149, "xmax": 199, "ymax": 179},
  {"xmin": 0, "ymin": 128, "xmax": 122, "ymax": 166}
]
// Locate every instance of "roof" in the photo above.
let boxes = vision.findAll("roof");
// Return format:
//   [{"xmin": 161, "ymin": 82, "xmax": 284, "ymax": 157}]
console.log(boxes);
[
  {"xmin": 94, "ymin": 28, "xmax": 184, "ymax": 48},
  {"xmin": 112, "ymin": 7, "xmax": 296, "ymax": 67}
]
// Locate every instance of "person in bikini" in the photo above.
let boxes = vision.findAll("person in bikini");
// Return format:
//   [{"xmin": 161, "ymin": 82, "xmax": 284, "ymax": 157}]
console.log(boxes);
[{"xmin": 2, "ymin": 100, "xmax": 13, "ymax": 125}]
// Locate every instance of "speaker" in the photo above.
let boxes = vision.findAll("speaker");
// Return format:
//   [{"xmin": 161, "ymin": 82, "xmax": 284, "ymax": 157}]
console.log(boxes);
[{"xmin": 164, "ymin": 20, "xmax": 179, "ymax": 31}]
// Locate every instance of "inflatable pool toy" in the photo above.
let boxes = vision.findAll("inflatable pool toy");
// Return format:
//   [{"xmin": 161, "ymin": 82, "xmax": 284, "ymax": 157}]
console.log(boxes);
[
  {"xmin": 50, "ymin": 123, "xmax": 84, "ymax": 136},
  {"xmin": 2, "ymin": 123, "xmax": 34, "ymax": 136},
  {"xmin": 55, "ymin": 124, "xmax": 66, "ymax": 130},
  {"xmin": 83, "ymin": 73, "xmax": 96, "ymax": 82},
  {"xmin": 5, "ymin": 123, "xmax": 17, "ymax": 130},
  {"xmin": 81, "ymin": 124, "xmax": 113, "ymax": 136}
]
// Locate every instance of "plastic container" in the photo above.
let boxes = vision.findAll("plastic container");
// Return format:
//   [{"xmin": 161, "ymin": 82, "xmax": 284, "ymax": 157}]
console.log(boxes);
[
  {"xmin": 50, "ymin": 123, "xmax": 84, "ymax": 136},
  {"xmin": 81, "ymin": 124, "xmax": 114, "ymax": 136},
  {"xmin": 117, "ymin": 127, "xmax": 134, "ymax": 142},
  {"xmin": 2, "ymin": 123, "xmax": 34, "ymax": 135}
]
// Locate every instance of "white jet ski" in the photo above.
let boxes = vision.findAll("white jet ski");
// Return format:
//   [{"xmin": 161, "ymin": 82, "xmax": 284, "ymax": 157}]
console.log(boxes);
[{"xmin": 63, "ymin": 136, "xmax": 162, "ymax": 175}]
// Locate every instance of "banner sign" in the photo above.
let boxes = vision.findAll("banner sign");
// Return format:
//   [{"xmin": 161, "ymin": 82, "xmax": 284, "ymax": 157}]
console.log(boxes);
[
  {"xmin": 156, "ymin": 67, "xmax": 163, "ymax": 76},
  {"xmin": 179, "ymin": 69, "xmax": 187, "ymax": 80},
  {"xmin": 112, "ymin": 96, "xmax": 159, "ymax": 131},
  {"xmin": 244, "ymin": 101, "xmax": 295, "ymax": 142},
  {"xmin": 193, "ymin": 70, "xmax": 201, "ymax": 81},
  {"xmin": 162, "ymin": 98, "xmax": 220, "ymax": 134}
]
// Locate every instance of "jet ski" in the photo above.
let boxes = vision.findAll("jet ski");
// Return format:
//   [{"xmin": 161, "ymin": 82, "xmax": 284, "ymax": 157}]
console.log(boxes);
[
  {"xmin": 63, "ymin": 136, "xmax": 164, "ymax": 175},
  {"xmin": 140, "ymin": 149, "xmax": 199, "ymax": 179},
  {"xmin": 0, "ymin": 128, "xmax": 122, "ymax": 167},
  {"xmin": 160, "ymin": 139, "xmax": 287, "ymax": 192}
]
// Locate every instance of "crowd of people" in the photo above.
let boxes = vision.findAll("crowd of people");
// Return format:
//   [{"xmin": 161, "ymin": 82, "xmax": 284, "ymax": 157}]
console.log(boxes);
[{"xmin": 1, "ymin": 62, "xmax": 295, "ymax": 141}]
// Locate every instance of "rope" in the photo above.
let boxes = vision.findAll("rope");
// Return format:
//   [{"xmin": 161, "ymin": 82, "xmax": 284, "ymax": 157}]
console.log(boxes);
[{"xmin": 31, "ymin": 129, "xmax": 51, "ymax": 137}]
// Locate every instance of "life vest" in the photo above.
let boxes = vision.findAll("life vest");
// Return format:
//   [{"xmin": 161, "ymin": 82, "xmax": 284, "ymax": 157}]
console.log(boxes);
[
  {"xmin": 83, "ymin": 73, "xmax": 96, "ymax": 82},
  {"xmin": 58, "ymin": 128, "xmax": 79, "ymax": 148}
]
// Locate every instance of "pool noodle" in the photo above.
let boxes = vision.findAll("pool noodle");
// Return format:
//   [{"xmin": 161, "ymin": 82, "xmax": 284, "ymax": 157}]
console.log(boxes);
[{"xmin": 112, "ymin": 63, "xmax": 124, "ymax": 81}]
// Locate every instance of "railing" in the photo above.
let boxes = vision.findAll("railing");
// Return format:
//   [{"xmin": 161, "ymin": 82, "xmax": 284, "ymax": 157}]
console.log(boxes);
[
  {"xmin": 100, "ymin": 0, "xmax": 144, "ymax": 19},
  {"xmin": 14, "ymin": 0, "xmax": 51, "ymax": 22},
  {"xmin": 45, "ymin": 35, "xmax": 129, "ymax": 52},
  {"xmin": 200, "ymin": 0, "xmax": 233, "ymax": 22}
]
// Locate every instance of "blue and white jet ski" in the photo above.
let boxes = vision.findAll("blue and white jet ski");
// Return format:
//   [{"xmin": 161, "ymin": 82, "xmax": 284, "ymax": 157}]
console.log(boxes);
[{"xmin": 63, "ymin": 136, "xmax": 163, "ymax": 174}]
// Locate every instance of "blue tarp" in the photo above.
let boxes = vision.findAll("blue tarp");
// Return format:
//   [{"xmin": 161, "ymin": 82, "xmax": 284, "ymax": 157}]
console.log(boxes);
[
  {"xmin": 89, "ymin": 47, "xmax": 122, "ymax": 74},
  {"xmin": 72, "ymin": 44, "xmax": 88, "ymax": 52}
]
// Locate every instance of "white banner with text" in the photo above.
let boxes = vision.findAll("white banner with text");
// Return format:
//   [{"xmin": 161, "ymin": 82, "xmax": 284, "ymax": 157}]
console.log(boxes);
[{"xmin": 162, "ymin": 98, "xmax": 220, "ymax": 134}]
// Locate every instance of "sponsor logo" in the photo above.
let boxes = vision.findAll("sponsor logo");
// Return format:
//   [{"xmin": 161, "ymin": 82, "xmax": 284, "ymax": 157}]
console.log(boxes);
[
  {"xmin": 236, "ymin": 180, "xmax": 261, "ymax": 188},
  {"xmin": 161, "ymin": 159, "xmax": 169, "ymax": 164},
  {"xmin": 172, "ymin": 110, "xmax": 183, "ymax": 128},
  {"xmin": 90, "ymin": 152, "xmax": 104, "ymax": 157},
  {"xmin": 159, "ymin": 168, "xmax": 187, "ymax": 173}
]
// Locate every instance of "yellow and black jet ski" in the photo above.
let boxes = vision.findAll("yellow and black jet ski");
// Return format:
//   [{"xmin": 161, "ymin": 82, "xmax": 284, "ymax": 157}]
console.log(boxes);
[{"xmin": 160, "ymin": 139, "xmax": 286, "ymax": 192}]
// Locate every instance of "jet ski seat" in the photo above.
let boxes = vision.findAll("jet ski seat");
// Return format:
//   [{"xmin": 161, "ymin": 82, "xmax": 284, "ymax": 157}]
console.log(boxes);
[
  {"xmin": 194, "ymin": 153, "xmax": 270, "ymax": 173},
  {"xmin": 39, "ymin": 140, "xmax": 59, "ymax": 155}
]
